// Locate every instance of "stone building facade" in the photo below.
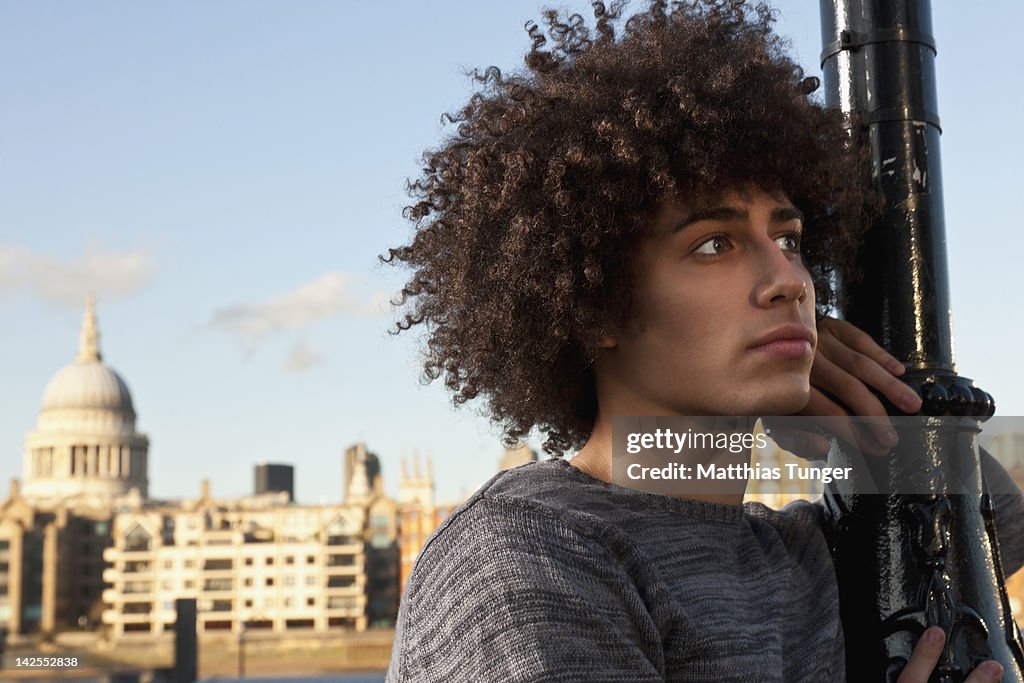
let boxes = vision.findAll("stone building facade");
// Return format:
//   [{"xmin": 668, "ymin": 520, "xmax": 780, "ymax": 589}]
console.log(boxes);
[{"xmin": 100, "ymin": 482, "xmax": 370, "ymax": 637}]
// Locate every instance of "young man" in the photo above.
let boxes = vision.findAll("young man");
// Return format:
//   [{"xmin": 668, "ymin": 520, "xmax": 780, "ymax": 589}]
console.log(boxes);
[{"xmin": 383, "ymin": 2, "xmax": 1023, "ymax": 680}]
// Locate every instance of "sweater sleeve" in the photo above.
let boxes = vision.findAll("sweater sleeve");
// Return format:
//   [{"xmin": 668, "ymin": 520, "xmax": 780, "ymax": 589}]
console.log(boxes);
[
  {"xmin": 980, "ymin": 447, "xmax": 1024, "ymax": 577},
  {"xmin": 385, "ymin": 496, "xmax": 665, "ymax": 683}
]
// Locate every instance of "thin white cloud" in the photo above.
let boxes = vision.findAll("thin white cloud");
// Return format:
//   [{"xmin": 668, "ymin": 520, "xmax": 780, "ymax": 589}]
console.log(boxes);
[
  {"xmin": 0, "ymin": 242, "xmax": 155, "ymax": 306},
  {"xmin": 282, "ymin": 340, "xmax": 325, "ymax": 374},
  {"xmin": 207, "ymin": 271, "xmax": 386, "ymax": 356}
]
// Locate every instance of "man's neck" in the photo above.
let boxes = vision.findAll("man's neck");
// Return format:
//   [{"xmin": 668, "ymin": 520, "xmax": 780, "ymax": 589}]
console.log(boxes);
[{"xmin": 570, "ymin": 420, "xmax": 748, "ymax": 507}]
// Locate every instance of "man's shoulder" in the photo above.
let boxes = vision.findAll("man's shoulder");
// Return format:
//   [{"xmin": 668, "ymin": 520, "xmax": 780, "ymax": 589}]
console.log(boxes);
[
  {"xmin": 476, "ymin": 458, "xmax": 674, "ymax": 534},
  {"xmin": 421, "ymin": 459, "xmax": 616, "ymax": 548},
  {"xmin": 410, "ymin": 459, "xmax": 647, "ymax": 576},
  {"xmin": 403, "ymin": 462, "xmax": 641, "ymax": 605},
  {"xmin": 744, "ymin": 496, "xmax": 825, "ymax": 530}
]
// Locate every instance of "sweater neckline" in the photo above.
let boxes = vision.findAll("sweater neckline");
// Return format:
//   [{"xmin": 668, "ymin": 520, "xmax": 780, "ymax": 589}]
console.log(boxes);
[{"xmin": 544, "ymin": 457, "xmax": 747, "ymax": 524}]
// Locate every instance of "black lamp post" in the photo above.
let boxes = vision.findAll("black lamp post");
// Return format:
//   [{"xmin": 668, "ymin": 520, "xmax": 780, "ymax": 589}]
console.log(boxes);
[{"xmin": 819, "ymin": 1, "xmax": 1024, "ymax": 680}]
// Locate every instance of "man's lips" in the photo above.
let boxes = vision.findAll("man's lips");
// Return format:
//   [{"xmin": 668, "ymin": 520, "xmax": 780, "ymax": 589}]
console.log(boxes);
[{"xmin": 748, "ymin": 324, "xmax": 815, "ymax": 358}]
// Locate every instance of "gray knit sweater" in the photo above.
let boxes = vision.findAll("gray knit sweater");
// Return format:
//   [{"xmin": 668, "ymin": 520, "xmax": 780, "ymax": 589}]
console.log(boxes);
[{"xmin": 385, "ymin": 456, "xmax": 1024, "ymax": 682}]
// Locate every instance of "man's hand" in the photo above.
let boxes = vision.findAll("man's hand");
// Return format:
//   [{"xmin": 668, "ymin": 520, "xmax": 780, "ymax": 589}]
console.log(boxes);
[
  {"xmin": 808, "ymin": 317, "xmax": 922, "ymax": 418},
  {"xmin": 769, "ymin": 317, "xmax": 923, "ymax": 459},
  {"xmin": 897, "ymin": 627, "xmax": 1003, "ymax": 682}
]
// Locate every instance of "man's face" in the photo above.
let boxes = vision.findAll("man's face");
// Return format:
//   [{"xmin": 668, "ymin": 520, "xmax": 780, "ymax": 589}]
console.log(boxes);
[{"xmin": 596, "ymin": 187, "xmax": 818, "ymax": 417}]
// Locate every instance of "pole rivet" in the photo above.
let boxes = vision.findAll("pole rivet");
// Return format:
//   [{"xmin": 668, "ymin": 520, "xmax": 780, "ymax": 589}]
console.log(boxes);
[{"xmin": 920, "ymin": 381, "xmax": 948, "ymax": 415}]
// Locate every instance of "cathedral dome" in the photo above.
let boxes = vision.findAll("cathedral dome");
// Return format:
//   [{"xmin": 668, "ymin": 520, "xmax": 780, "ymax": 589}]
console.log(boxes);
[
  {"xmin": 23, "ymin": 294, "xmax": 149, "ymax": 503},
  {"xmin": 41, "ymin": 361, "xmax": 135, "ymax": 415},
  {"xmin": 38, "ymin": 295, "xmax": 136, "ymax": 416}
]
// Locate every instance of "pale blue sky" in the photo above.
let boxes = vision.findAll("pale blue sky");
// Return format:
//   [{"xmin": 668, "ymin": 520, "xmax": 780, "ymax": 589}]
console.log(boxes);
[{"xmin": 2, "ymin": 1, "xmax": 1021, "ymax": 504}]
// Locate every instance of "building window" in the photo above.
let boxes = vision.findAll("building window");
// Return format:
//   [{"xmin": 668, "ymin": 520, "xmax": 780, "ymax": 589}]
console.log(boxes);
[
  {"xmin": 266, "ymin": 557, "xmax": 274, "ymax": 566},
  {"xmin": 203, "ymin": 559, "xmax": 233, "ymax": 571},
  {"xmin": 306, "ymin": 555, "xmax": 315, "ymax": 565},
  {"xmin": 285, "ymin": 556, "xmax": 294, "ymax": 565},
  {"xmin": 203, "ymin": 579, "xmax": 233, "ymax": 592},
  {"xmin": 284, "ymin": 576, "xmax": 295, "ymax": 587},
  {"xmin": 124, "ymin": 581, "xmax": 153, "ymax": 594},
  {"xmin": 184, "ymin": 560, "xmax": 194, "ymax": 568},
  {"xmin": 306, "ymin": 597, "xmax": 315, "ymax": 607},
  {"xmin": 327, "ymin": 576, "xmax": 356, "ymax": 589},
  {"xmin": 244, "ymin": 599, "xmax": 253, "ymax": 608},
  {"xmin": 125, "ymin": 525, "xmax": 152, "ymax": 552},
  {"xmin": 243, "ymin": 578, "xmax": 253, "ymax": 587},
  {"xmin": 305, "ymin": 576, "xmax": 316, "ymax": 586},
  {"xmin": 123, "ymin": 602, "xmax": 153, "ymax": 614},
  {"xmin": 266, "ymin": 578, "xmax": 274, "ymax": 587},
  {"xmin": 326, "ymin": 554, "xmax": 356, "ymax": 567},
  {"xmin": 163, "ymin": 560, "xmax": 173, "ymax": 570},
  {"xmin": 244, "ymin": 558, "xmax": 253, "ymax": 566},
  {"xmin": 327, "ymin": 596, "xmax": 359, "ymax": 610},
  {"xmin": 184, "ymin": 580, "xmax": 194, "ymax": 589}
]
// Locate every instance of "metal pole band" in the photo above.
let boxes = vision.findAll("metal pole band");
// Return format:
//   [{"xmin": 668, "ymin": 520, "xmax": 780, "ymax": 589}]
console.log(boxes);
[
  {"xmin": 868, "ymin": 107, "xmax": 942, "ymax": 131},
  {"xmin": 821, "ymin": 27, "xmax": 938, "ymax": 64}
]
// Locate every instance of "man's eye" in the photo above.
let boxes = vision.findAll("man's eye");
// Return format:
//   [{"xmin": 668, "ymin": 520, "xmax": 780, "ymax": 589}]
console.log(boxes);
[
  {"xmin": 693, "ymin": 235, "xmax": 731, "ymax": 256},
  {"xmin": 775, "ymin": 232, "xmax": 801, "ymax": 252}
]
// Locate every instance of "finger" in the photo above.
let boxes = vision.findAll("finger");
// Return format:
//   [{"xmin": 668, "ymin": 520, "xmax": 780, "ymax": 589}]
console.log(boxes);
[
  {"xmin": 811, "ymin": 342, "xmax": 889, "ymax": 417},
  {"xmin": 897, "ymin": 627, "xmax": 945, "ymax": 683},
  {"xmin": 767, "ymin": 427, "xmax": 830, "ymax": 460},
  {"xmin": 799, "ymin": 391, "xmax": 890, "ymax": 457},
  {"xmin": 817, "ymin": 332, "xmax": 922, "ymax": 414},
  {"xmin": 799, "ymin": 393, "xmax": 889, "ymax": 457},
  {"xmin": 964, "ymin": 660, "xmax": 1004, "ymax": 682},
  {"xmin": 808, "ymin": 354, "xmax": 898, "ymax": 453},
  {"xmin": 821, "ymin": 317, "xmax": 906, "ymax": 376}
]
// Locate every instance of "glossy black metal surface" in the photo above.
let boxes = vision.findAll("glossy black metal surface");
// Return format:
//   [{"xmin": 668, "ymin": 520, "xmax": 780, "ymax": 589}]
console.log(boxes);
[{"xmin": 819, "ymin": 1, "xmax": 1024, "ymax": 680}]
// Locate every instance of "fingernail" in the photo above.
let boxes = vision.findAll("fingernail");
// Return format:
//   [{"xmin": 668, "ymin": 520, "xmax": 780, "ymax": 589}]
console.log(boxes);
[
  {"xmin": 926, "ymin": 628, "xmax": 944, "ymax": 645},
  {"xmin": 901, "ymin": 391, "xmax": 922, "ymax": 412},
  {"xmin": 883, "ymin": 429, "xmax": 899, "ymax": 447},
  {"xmin": 889, "ymin": 360, "xmax": 906, "ymax": 374},
  {"xmin": 982, "ymin": 660, "xmax": 1003, "ymax": 678}
]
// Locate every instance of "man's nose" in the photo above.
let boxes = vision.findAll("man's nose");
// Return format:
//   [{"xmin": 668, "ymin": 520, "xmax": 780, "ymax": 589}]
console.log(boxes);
[{"xmin": 752, "ymin": 246, "xmax": 808, "ymax": 308}]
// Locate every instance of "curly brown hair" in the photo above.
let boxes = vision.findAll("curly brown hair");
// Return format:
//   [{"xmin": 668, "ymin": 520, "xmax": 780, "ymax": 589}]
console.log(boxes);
[{"xmin": 383, "ymin": 0, "xmax": 872, "ymax": 455}]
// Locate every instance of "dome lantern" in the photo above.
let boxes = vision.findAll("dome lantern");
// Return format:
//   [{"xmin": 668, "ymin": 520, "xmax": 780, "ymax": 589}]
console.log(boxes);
[{"xmin": 77, "ymin": 292, "xmax": 101, "ymax": 363}]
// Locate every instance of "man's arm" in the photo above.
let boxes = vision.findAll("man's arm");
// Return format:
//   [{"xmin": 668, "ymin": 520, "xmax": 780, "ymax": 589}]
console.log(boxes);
[
  {"xmin": 385, "ymin": 496, "xmax": 664, "ymax": 683},
  {"xmin": 980, "ymin": 447, "xmax": 1024, "ymax": 577}
]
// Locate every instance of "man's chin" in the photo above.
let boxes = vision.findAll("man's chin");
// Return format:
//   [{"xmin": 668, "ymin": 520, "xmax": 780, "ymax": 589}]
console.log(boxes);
[{"xmin": 750, "ymin": 386, "xmax": 811, "ymax": 416}]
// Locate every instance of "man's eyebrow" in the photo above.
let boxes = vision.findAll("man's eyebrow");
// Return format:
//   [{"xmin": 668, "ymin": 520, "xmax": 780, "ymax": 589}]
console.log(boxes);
[
  {"xmin": 669, "ymin": 205, "xmax": 805, "ymax": 234},
  {"xmin": 670, "ymin": 207, "xmax": 747, "ymax": 233},
  {"xmin": 772, "ymin": 206, "xmax": 804, "ymax": 224}
]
